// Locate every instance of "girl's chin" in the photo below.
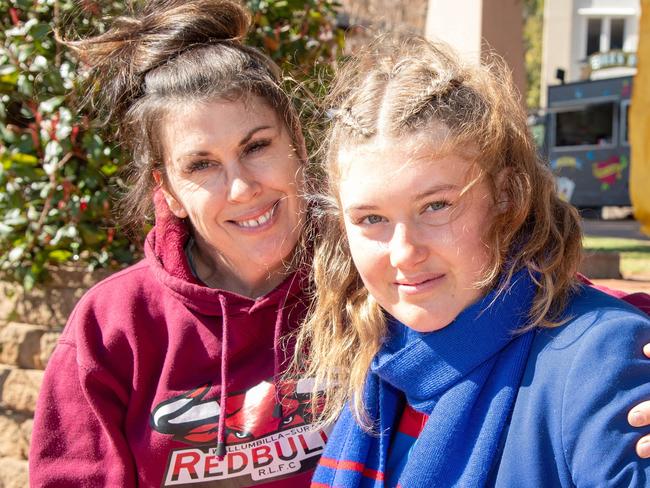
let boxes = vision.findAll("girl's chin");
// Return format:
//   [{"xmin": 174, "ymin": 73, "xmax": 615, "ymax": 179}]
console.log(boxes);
[{"xmin": 390, "ymin": 309, "xmax": 456, "ymax": 333}]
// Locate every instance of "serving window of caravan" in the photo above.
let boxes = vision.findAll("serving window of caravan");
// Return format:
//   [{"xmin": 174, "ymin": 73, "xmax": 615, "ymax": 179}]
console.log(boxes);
[
  {"xmin": 553, "ymin": 102, "xmax": 616, "ymax": 148},
  {"xmin": 621, "ymin": 100, "xmax": 630, "ymax": 145}
]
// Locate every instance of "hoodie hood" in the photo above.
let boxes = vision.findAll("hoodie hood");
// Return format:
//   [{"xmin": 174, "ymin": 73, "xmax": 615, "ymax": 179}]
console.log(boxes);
[{"xmin": 144, "ymin": 190, "xmax": 308, "ymax": 317}]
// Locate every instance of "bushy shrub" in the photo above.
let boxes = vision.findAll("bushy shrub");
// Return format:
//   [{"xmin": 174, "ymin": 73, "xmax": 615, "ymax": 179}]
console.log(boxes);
[{"xmin": 0, "ymin": 0, "xmax": 343, "ymax": 289}]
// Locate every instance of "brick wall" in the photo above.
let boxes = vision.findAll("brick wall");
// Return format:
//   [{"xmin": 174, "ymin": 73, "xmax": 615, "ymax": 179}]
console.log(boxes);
[{"xmin": 0, "ymin": 268, "xmax": 111, "ymax": 487}]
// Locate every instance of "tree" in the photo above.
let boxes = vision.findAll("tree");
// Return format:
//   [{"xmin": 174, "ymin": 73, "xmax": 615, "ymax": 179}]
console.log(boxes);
[
  {"xmin": 0, "ymin": 0, "xmax": 343, "ymax": 289},
  {"xmin": 523, "ymin": 0, "xmax": 543, "ymax": 109}
]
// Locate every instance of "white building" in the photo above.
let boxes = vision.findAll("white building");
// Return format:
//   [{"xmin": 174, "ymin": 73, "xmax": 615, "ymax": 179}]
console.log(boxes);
[{"xmin": 541, "ymin": 0, "xmax": 640, "ymax": 107}]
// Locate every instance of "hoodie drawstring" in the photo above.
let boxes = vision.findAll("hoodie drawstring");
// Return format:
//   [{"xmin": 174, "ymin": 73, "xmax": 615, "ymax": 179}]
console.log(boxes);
[
  {"xmin": 272, "ymin": 272, "xmax": 300, "ymax": 420},
  {"xmin": 216, "ymin": 294, "xmax": 229, "ymax": 459},
  {"xmin": 272, "ymin": 302, "xmax": 286, "ymax": 420}
]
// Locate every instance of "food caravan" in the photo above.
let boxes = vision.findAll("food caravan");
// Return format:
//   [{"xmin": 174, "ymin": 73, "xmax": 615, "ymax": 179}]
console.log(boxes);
[{"xmin": 544, "ymin": 75, "xmax": 632, "ymax": 208}]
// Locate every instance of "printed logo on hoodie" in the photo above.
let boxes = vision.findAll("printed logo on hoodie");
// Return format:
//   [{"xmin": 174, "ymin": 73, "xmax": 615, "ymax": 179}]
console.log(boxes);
[{"xmin": 151, "ymin": 378, "xmax": 329, "ymax": 486}]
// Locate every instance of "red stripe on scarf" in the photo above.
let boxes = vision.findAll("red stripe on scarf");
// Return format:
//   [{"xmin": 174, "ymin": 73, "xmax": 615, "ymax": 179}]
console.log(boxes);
[{"xmin": 318, "ymin": 457, "xmax": 385, "ymax": 480}]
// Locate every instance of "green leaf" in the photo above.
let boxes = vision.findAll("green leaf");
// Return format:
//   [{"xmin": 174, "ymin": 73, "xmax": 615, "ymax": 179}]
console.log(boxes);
[
  {"xmin": 16, "ymin": 73, "xmax": 33, "ymax": 96},
  {"xmin": 0, "ymin": 65, "xmax": 17, "ymax": 76},
  {"xmin": 0, "ymin": 223, "xmax": 13, "ymax": 236},
  {"xmin": 48, "ymin": 249, "xmax": 73, "ymax": 263},
  {"xmin": 39, "ymin": 96, "xmax": 65, "ymax": 114},
  {"xmin": 23, "ymin": 272, "xmax": 36, "ymax": 291},
  {"xmin": 10, "ymin": 153, "xmax": 39, "ymax": 166},
  {"xmin": 7, "ymin": 246, "xmax": 24, "ymax": 262},
  {"xmin": 28, "ymin": 23, "xmax": 51, "ymax": 41},
  {"xmin": 29, "ymin": 55, "xmax": 48, "ymax": 72},
  {"xmin": 100, "ymin": 163, "xmax": 118, "ymax": 176}
]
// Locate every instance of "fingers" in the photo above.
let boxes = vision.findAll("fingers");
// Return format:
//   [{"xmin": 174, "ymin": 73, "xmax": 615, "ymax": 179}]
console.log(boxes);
[
  {"xmin": 632, "ymin": 346, "xmax": 650, "ymax": 458},
  {"xmin": 637, "ymin": 434, "xmax": 650, "ymax": 459},
  {"xmin": 629, "ymin": 401, "xmax": 650, "ymax": 427}
]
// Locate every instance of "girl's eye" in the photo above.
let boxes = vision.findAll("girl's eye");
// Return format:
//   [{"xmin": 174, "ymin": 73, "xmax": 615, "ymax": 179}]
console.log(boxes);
[
  {"xmin": 426, "ymin": 200, "xmax": 450, "ymax": 212},
  {"xmin": 244, "ymin": 139, "xmax": 271, "ymax": 156},
  {"xmin": 361, "ymin": 214, "xmax": 386, "ymax": 225}
]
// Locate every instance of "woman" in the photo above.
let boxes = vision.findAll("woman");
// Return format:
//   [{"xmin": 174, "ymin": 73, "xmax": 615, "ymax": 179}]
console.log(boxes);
[
  {"xmin": 29, "ymin": 1, "xmax": 327, "ymax": 486},
  {"xmin": 299, "ymin": 37, "xmax": 650, "ymax": 487}
]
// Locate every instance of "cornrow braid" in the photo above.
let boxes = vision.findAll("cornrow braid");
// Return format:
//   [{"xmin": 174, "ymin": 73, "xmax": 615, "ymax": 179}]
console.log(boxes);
[{"xmin": 333, "ymin": 107, "xmax": 375, "ymax": 138}]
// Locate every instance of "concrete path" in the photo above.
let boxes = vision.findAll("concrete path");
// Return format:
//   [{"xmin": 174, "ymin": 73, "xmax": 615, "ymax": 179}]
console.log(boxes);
[
  {"xmin": 582, "ymin": 218, "xmax": 650, "ymax": 241},
  {"xmin": 582, "ymin": 218, "xmax": 650, "ymax": 292},
  {"xmin": 592, "ymin": 279, "xmax": 650, "ymax": 294}
]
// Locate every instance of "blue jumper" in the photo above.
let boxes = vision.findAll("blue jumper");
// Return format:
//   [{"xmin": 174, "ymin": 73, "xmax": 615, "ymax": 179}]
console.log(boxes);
[
  {"xmin": 493, "ymin": 287, "xmax": 650, "ymax": 487},
  {"xmin": 314, "ymin": 285, "xmax": 650, "ymax": 487}
]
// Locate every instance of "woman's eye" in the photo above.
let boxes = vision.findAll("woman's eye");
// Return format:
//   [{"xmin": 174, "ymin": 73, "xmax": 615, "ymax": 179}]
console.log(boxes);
[
  {"xmin": 244, "ymin": 139, "xmax": 271, "ymax": 156},
  {"xmin": 426, "ymin": 201, "xmax": 450, "ymax": 212},
  {"xmin": 361, "ymin": 214, "xmax": 386, "ymax": 225},
  {"xmin": 187, "ymin": 160, "xmax": 213, "ymax": 172}
]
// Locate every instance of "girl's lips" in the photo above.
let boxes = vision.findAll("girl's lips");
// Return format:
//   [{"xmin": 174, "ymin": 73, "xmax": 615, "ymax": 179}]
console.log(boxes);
[{"xmin": 394, "ymin": 274, "xmax": 445, "ymax": 294}]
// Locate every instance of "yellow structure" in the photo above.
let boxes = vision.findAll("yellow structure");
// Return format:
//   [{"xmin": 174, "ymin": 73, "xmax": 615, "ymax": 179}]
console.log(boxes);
[{"xmin": 631, "ymin": 0, "xmax": 650, "ymax": 235}]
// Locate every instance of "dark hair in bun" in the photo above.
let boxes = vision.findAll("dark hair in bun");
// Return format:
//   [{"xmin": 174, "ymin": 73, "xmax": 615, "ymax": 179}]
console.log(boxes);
[{"xmin": 66, "ymin": 0, "xmax": 305, "ymax": 227}]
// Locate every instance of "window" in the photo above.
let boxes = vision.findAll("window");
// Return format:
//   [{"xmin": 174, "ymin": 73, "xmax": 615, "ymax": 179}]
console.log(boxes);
[
  {"xmin": 554, "ymin": 102, "xmax": 615, "ymax": 147},
  {"xmin": 584, "ymin": 17, "xmax": 627, "ymax": 56},
  {"xmin": 611, "ymin": 18, "xmax": 625, "ymax": 50},
  {"xmin": 587, "ymin": 18, "xmax": 602, "ymax": 55}
]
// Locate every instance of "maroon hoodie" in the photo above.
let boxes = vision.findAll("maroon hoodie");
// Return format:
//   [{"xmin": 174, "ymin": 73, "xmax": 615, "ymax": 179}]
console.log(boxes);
[{"xmin": 30, "ymin": 194, "xmax": 327, "ymax": 487}]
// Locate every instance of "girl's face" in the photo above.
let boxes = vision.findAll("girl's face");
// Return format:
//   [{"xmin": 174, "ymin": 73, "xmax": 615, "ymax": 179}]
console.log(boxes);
[
  {"xmin": 337, "ymin": 133, "xmax": 495, "ymax": 332},
  {"xmin": 160, "ymin": 96, "xmax": 305, "ymax": 296}
]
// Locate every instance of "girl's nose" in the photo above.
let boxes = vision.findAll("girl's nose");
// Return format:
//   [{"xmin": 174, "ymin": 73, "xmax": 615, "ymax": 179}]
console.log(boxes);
[{"xmin": 389, "ymin": 223, "xmax": 428, "ymax": 269}]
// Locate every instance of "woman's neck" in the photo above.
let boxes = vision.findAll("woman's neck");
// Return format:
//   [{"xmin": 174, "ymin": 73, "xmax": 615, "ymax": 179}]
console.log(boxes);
[{"xmin": 189, "ymin": 238, "xmax": 292, "ymax": 298}]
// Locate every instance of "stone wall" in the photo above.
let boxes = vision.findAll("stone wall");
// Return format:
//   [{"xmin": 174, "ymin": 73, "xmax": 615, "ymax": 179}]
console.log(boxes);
[{"xmin": 0, "ymin": 268, "xmax": 111, "ymax": 487}]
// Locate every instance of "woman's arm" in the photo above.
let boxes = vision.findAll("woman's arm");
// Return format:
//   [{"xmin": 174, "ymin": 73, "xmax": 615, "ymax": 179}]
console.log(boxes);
[
  {"xmin": 561, "ymin": 312, "xmax": 650, "ymax": 485},
  {"xmin": 29, "ymin": 310, "xmax": 135, "ymax": 487},
  {"xmin": 628, "ymin": 344, "xmax": 650, "ymax": 458},
  {"xmin": 580, "ymin": 273, "xmax": 650, "ymax": 457}
]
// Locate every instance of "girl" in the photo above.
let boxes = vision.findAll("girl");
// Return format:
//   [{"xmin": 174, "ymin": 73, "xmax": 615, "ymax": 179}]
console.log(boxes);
[
  {"xmin": 29, "ymin": 1, "xmax": 327, "ymax": 486},
  {"xmin": 301, "ymin": 36, "xmax": 650, "ymax": 487}
]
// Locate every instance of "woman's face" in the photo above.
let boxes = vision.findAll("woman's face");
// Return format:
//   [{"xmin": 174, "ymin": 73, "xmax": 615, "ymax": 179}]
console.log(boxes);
[
  {"xmin": 160, "ymin": 96, "xmax": 305, "ymax": 296},
  {"xmin": 337, "ymin": 133, "xmax": 495, "ymax": 332}
]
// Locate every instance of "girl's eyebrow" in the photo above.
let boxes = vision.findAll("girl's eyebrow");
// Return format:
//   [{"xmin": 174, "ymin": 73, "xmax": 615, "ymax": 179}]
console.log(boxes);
[
  {"xmin": 344, "ymin": 184, "xmax": 459, "ymax": 214},
  {"xmin": 413, "ymin": 184, "xmax": 458, "ymax": 202}
]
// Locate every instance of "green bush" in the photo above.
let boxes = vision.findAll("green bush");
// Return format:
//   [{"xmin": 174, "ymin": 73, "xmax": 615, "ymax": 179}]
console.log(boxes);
[{"xmin": 0, "ymin": 0, "xmax": 343, "ymax": 289}]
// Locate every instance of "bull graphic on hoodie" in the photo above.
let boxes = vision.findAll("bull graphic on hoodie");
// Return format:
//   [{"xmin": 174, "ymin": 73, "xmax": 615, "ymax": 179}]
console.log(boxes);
[{"xmin": 151, "ymin": 378, "xmax": 329, "ymax": 487}]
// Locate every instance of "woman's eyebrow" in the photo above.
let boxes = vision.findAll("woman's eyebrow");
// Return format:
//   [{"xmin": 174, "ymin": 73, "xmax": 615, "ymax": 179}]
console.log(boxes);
[{"xmin": 239, "ymin": 125, "xmax": 272, "ymax": 146}]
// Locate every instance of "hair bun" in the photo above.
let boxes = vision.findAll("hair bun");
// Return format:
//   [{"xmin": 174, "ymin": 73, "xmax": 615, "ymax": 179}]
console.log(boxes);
[
  {"xmin": 132, "ymin": 0, "xmax": 251, "ymax": 75},
  {"xmin": 65, "ymin": 0, "xmax": 251, "ymax": 128},
  {"xmin": 139, "ymin": 0, "xmax": 250, "ymax": 48}
]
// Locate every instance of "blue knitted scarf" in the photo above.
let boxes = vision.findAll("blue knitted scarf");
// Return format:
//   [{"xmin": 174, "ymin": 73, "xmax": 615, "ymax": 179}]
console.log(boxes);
[{"xmin": 313, "ymin": 272, "xmax": 536, "ymax": 488}]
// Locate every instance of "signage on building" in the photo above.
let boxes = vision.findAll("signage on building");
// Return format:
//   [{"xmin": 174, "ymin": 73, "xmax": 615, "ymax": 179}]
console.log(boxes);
[{"xmin": 589, "ymin": 51, "xmax": 637, "ymax": 71}]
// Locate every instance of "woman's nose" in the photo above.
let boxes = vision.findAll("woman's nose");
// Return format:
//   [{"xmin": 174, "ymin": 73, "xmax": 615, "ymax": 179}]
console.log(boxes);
[{"xmin": 227, "ymin": 166, "xmax": 261, "ymax": 203}]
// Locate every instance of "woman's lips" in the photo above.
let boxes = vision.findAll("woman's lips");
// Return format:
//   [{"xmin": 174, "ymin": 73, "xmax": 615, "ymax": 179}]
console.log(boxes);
[{"xmin": 228, "ymin": 200, "xmax": 280, "ymax": 231}]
